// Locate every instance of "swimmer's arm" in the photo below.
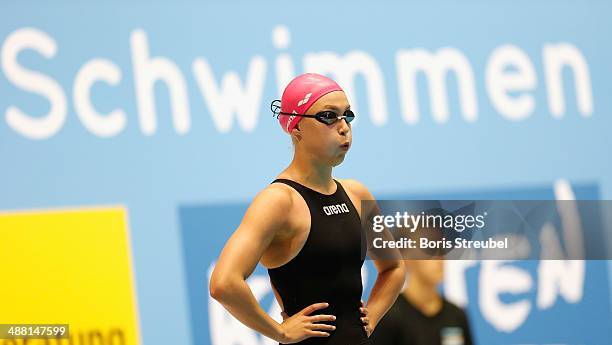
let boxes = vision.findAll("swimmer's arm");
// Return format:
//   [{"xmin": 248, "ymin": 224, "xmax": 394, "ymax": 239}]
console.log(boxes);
[
  {"xmin": 209, "ymin": 187, "xmax": 291, "ymax": 342},
  {"xmin": 367, "ymin": 254, "xmax": 405, "ymax": 332},
  {"xmin": 340, "ymin": 179, "xmax": 406, "ymax": 332}
]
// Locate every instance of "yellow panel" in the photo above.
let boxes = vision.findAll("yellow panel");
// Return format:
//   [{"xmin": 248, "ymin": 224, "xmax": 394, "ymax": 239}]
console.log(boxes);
[{"xmin": 0, "ymin": 207, "xmax": 140, "ymax": 344}]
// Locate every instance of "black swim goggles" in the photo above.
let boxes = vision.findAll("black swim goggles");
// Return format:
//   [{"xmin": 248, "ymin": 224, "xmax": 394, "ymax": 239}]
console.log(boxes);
[{"xmin": 271, "ymin": 100, "xmax": 355, "ymax": 125}]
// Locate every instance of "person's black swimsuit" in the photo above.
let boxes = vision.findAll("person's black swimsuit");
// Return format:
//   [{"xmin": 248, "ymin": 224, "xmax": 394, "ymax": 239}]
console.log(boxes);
[{"xmin": 268, "ymin": 178, "xmax": 370, "ymax": 345}]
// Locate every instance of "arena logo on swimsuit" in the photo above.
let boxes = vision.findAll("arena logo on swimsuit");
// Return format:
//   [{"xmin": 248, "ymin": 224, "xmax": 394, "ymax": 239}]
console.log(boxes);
[{"xmin": 323, "ymin": 203, "xmax": 350, "ymax": 216}]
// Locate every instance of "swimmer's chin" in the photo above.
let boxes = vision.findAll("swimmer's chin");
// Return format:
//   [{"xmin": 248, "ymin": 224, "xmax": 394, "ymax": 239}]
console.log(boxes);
[{"xmin": 331, "ymin": 153, "xmax": 348, "ymax": 167}]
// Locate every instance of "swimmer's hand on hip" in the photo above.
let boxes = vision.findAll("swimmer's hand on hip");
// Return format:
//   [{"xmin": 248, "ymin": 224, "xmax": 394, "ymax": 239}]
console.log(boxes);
[{"xmin": 278, "ymin": 302, "xmax": 336, "ymax": 343}]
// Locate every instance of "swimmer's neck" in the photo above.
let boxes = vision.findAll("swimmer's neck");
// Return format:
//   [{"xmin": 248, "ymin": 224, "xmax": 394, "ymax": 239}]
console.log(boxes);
[
  {"xmin": 280, "ymin": 154, "xmax": 336, "ymax": 193},
  {"xmin": 402, "ymin": 277, "xmax": 443, "ymax": 317}
]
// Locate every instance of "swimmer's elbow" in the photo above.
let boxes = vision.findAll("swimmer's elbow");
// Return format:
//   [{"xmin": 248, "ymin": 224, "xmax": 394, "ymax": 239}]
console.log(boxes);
[
  {"xmin": 209, "ymin": 277, "xmax": 224, "ymax": 301},
  {"xmin": 209, "ymin": 271, "xmax": 241, "ymax": 302},
  {"xmin": 209, "ymin": 269, "xmax": 229, "ymax": 301}
]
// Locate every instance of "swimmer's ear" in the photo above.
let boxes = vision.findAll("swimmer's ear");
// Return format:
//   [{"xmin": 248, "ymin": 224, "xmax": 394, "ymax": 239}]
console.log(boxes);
[
  {"xmin": 294, "ymin": 123, "xmax": 301, "ymax": 135},
  {"xmin": 290, "ymin": 125, "xmax": 301, "ymax": 143}
]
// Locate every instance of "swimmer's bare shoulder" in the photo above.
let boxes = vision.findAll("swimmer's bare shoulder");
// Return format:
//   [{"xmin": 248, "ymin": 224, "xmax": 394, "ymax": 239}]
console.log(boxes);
[
  {"xmin": 211, "ymin": 183, "xmax": 302, "ymax": 284},
  {"xmin": 337, "ymin": 178, "xmax": 376, "ymax": 217},
  {"xmin": 337, "ymin": 178, "xmax": 372, "ymax": 198}
]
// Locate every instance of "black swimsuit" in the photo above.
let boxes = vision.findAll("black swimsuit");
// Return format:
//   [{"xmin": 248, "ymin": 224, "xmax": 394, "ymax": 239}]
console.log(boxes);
[{"xmin": 268, "ymin": 178, "xmax": 370, "ymax": 345}]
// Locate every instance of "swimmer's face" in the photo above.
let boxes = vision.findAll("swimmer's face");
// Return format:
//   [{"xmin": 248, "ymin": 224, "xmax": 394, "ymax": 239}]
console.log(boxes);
[{"xmin": 291, "ymin": 91, "xmax": 352, "ymax": 166}]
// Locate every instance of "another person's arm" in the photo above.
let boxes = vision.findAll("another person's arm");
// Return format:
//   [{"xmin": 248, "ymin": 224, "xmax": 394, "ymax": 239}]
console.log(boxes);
[{"xmin": 209, "ymin": 186, "xmax": 336, "ymax": 343}]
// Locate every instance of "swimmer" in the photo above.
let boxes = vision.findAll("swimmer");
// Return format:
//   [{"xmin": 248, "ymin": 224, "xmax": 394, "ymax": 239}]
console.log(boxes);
[{"xmin": 210, "ymin": 73, "xmax": 406, "ymax": 344}]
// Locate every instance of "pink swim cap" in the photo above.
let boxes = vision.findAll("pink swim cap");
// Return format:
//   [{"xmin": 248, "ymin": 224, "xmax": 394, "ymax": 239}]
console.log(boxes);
[{"xmin": 278, "ymin": 73, "xmax": 344, "ymax": 134}]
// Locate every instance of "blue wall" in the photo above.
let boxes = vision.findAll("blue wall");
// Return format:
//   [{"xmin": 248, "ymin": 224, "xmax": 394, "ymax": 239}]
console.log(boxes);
[{"xmin": 1, "ymin": 1, "xmax": 610, "ymax": 344}]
